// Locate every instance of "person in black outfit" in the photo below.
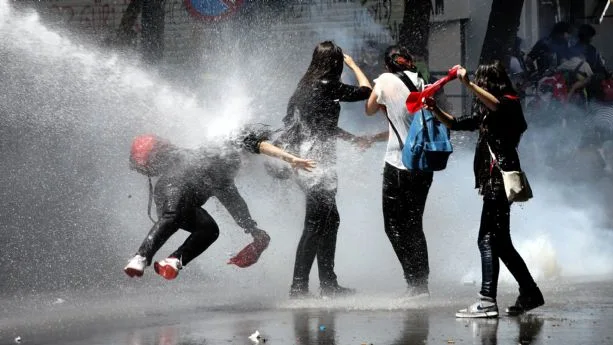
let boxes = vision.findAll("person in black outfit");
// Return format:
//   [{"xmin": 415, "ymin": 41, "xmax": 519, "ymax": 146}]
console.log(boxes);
[
  {"xmin": 124, "ymin": 126, "xmax": 316, "ymax": 280},
  {"xmin": 570, "ymin": 24, "xmax": 610, "ymax": 101},
  {"xmin": 425, "ymin": 62, "xmax": 544, "ymax": 318},
  {"xmin": 570, "ymin": 24, "xmax": 607, "ymax": 75},
  {"xmin": 280, "ymin": 41, "xmax": 372, "ymax": 298},
  {"xmin": 526, "ymin": 22, "xmax": 571, "ymax": 78}
]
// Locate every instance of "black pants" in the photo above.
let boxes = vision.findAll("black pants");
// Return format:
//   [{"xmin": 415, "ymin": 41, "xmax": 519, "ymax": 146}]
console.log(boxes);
[
  {"xmin": 478, "ymin": 192, "xmax": 537, "ymax": 299},
  {"xmin": 382, "ymin": 163, "xmax": 433, "ymax": 288},
  {"xmin": 136, "ymin": 179, "xmax": 219, "ymax": 266},
  {"xmin": 291, "ymin": 188, "xmax": 340, "ymax": 289}
]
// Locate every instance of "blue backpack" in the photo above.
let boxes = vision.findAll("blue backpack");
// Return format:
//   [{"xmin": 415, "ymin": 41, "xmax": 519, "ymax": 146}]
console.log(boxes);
[
  {"xmin": 385, "ymin": 72, "xmax": 453, "ymax": 172},
  {"xmin": 402, "ymin": 109, "xmax": 453, "ymax": 171}
]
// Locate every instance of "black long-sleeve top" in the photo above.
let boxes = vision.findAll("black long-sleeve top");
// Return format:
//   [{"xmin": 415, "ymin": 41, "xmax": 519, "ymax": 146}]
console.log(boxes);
[
  {"xmin": 450, "ymin": 96, "xmax": 527, "ymax": 195},
  {"xmin": 160, "ymin": 126, "xmax": 270, "ymax": 231},
  {"xmin": 283, "ymin": 79, "xmax": 371, "ymax": 144}
]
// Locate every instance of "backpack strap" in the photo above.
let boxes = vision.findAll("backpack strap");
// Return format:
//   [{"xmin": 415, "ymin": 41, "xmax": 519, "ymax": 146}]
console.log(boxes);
[
  {"xmin": 382, "ymin": 71, "xmax": 422, "ymax": 150},
  {"xmin": 394, "ymin": 71, "xmax": 419, "ymax": 92}
]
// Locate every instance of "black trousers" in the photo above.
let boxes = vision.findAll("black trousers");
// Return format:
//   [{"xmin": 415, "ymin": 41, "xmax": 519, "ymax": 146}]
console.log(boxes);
[
  {"xmin": 478, "ymin": 191, "xmax": 537, "ymax": 299},
  {"xmin": 291, "ymin": 188, "xmax": 340, "ymax": 289},
  {"xmin": 382, "ymin": 163, "xmax": 433, "ymax": 288},
  {"xmin": 136, "ymin": 179, "xmax": 219, "ymax": 266}
]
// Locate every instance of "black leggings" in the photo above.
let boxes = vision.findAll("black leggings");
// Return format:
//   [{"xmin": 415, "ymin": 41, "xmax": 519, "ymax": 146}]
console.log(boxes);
[
  {"xmin": 136, "ymin": 182, "xmax": 219, "ymax": 266},
  {"xmin": 292, "ymin": 188, "xmax": 340, "ymax": 289},
  {"xmin": 382, "ymin": 163, "xmax": 433, "ymax": 288},
  {"xmin": 478, "ymin": 192, "xmax": 537, "ymax": 299}
]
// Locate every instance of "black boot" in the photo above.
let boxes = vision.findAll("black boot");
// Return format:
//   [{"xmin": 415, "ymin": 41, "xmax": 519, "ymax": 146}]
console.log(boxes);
[
  {"xmin": 320, "ymin": 283, "xmax": 356, "ymax": 298},
  {"xmin": 506, "ymin": 286, "xmax": 544, "ymax": 316},
  {"xmin": 289, "ymin": 280, "xmax": 311, "ymax": 299}
]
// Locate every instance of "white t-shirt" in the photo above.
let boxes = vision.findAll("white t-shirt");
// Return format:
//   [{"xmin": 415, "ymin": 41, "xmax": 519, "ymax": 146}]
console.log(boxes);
[{"xmin": 373, "ymin": 71, "xmax": 425, "ymax": 169}]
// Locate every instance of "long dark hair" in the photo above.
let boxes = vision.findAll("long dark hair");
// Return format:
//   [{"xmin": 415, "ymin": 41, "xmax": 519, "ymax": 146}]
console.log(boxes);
[
  {"xmin": 297, "ymin": 41, "xmax": 344, "ymax": 88},
  {"xmin": 472, "ymin": 60, "xmax": 517, "ymax": 117},
  {"xmin": 384, "ymin": 45, "xmax": 415, "ymax": 73}
]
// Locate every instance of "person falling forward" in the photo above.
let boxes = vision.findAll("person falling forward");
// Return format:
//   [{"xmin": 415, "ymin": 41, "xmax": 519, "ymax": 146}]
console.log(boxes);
[{"xmin": 124, "ymin": 125, "xmax": 316, "ymax": 280}]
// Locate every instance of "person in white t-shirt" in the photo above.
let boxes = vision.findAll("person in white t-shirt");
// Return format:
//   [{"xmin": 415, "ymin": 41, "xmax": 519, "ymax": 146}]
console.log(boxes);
[{"xmin": 364, "ymin": 45, "xmax": 432, "ymax": 297}]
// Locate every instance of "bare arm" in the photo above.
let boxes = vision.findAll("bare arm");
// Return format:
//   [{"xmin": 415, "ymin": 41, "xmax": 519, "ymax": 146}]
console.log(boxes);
[
  {"xmin": 344, "ymin": 54, "xmax": 372, "ymax": 89},
  {"xmin": 365, "ymin": 88, "xmax": 382, "ymax": 115},
  {"xmin": 258, "ymin": 141, "xmax": 315, "ymax": 172},
  {"xmin": 367, "ymin": 131, "xmax": 390, "ymax": 143},
  {"xmin": 337, "ymin": 127, "xmax": 359, "ymax": 142},
  {"xmin": 457, "ymin": 67, "xmax": 500, "ymax": 111}
]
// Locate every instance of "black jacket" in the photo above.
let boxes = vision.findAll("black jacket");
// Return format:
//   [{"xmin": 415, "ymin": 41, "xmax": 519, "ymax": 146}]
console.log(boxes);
[
  {"xmin": 451, "ymin": 96, "xmax": 527, "ymax": 195},
  {"xmin": 155, "ymin": 127, "xmax": 270, "ymax": 230},
  {"xmin": 283, "ymin": 79, "xmax": 371, "ymax": 145}
]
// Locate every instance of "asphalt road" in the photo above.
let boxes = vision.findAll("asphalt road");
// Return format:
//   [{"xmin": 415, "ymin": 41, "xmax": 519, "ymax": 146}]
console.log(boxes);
[{"xmin": 1, "ymin": 277, "xmax": 612, "ymax": 345}]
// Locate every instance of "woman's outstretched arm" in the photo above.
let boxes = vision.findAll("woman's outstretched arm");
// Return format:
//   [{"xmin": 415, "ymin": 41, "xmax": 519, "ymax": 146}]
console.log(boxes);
[
  {"xmin": 257, "ymin": 141, "xmax": 316, "ymax": 172},
  {"xmin": 424, "ymin": 97, "xmax": 456, "ymax": 129}
]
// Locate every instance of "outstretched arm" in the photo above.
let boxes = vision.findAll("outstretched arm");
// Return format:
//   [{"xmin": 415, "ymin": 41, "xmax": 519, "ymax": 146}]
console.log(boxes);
[
  {"xmin": 424, "ymin": 97, "xmax": 457, "ymax": 129},
  {"xmin": 258, "ymin": 141, "xmax": 315, "ymax": 172},
  {"xmin": 367, "ymin": 131, "xmax": 390, "ymax": 143}
]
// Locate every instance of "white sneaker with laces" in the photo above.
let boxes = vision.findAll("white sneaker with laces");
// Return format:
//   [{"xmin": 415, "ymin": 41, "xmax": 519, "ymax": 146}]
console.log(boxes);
[
  {"xmin": 154, "ymin": 257, "xmax": 182, "ymax": 280},
  {"xmin": 456, "ymin": 295, "xmax": 499, "ymax": 318},
  {"xmin": 124, "ymin": 254, "xmax": 147, "ymax": 277}
]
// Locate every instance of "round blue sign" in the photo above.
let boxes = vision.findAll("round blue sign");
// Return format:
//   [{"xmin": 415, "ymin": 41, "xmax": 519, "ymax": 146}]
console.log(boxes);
[{"xmin": 184, "ymin": 0, "xmax": 244, "ymax": 21}]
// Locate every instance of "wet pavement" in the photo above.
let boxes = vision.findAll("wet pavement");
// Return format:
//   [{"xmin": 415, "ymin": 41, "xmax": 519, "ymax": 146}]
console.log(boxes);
[{"xmin": 1, "ymin": 278, "xmax": 612, "ymax": 345}]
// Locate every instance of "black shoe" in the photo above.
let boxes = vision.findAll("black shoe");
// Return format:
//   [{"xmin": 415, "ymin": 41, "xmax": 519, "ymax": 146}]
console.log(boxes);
[
  {"xmin": 320, "ymin": 284, "xmax": 356, "ymax": 298},
  {"xmin": 404, "ymin": 284, "xmax": 430, "ymax": 298},
  {"xmin": 289, "ymin": 283, "xmax": 311, "ymax": 299},
  {"xmin": 506, "ymin": 286, "xmax": 544, "ymax": 316}
]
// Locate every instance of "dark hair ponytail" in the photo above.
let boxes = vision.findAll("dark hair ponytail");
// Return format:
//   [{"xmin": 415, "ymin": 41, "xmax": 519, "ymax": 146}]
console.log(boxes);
[{"xmin": 384, "ymin": 45, "xmax": 414, "ymax": 73}]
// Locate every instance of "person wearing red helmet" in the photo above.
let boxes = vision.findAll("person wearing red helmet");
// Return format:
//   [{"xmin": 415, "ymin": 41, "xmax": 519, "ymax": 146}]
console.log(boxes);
[{"xmin": 124, "ymin": 125, "xmax": 315, "ymax": 280}]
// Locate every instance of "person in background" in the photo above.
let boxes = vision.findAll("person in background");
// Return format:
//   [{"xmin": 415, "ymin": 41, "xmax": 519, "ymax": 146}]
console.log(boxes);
[
  {"xmin": 526, "ymin": 22, "xmax": 572, "ymax": 78},
  {"xmin": 570, "ymin": 24, "xmax": 607, "ymax": 75},
  {"xmin": 424, "ymin": 62, "xmax": 544, "ymax": 318}
]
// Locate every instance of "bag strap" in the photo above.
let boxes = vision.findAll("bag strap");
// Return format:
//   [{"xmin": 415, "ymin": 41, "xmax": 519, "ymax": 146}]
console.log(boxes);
[
  {"xmin": 383, "ymin": 72, "xmax": 422, "ymax": 150},
  {"xmin": 394, "ymin": 71, "xmax": 419, "ymax": 92},
  {"xmin": 147, "ymin": 176, "xmax": 156, "ymax": 224},
  {"xmin": 486, "ymin": 143, "xmax": 498, "ymax": 167},
  {"xmin": 383, "ymin": 110, "xmax": 404, "ymax": 150}
]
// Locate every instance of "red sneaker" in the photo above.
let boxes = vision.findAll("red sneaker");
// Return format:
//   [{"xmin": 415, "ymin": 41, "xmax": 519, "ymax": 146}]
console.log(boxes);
[{"xmin": 154, "ymin": 257, "xmax": 182, "ymax": 280}]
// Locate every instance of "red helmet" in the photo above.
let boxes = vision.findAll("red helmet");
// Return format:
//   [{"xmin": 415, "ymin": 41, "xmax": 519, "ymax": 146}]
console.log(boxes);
[{"xmin": 129, "ymin": 134, "xmax": 173, "ymax": 176}]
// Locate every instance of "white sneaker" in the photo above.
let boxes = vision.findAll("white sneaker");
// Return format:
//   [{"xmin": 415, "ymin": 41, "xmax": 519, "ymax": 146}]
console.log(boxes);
[
  {"xmin": 154, "ymin": 257, "xmax": 182, "ymax": 280},
  {"xmin": 124, "ymin": 254, "xmax": 147, "ymax": 278},
  {"xmin": 456, "ymin": 295, "xmax": 499, "ymax": 318}
]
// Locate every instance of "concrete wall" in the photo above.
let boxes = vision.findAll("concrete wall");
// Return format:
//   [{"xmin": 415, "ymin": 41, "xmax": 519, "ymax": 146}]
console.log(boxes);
[{"xmin": 27, "ymin": 0, "xmax": 611, "ymax": 74}]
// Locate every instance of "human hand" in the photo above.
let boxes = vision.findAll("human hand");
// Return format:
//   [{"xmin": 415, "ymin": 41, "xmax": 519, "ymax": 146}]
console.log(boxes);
[
  {"xmin": 344, "ymin": 54, "xmax": 357, "ymax": 68},
  {"xmin": 423, "ymin": 97, "xmax": 438, "ymax": 111},
  {"xmin": 448, "ymin": 65, "xmax": 461, "ymax": 79},
  {"xmin": 249, "ymin": 228, "xmax": 270, "ymax": 243},
  {"xmin": 290, "ymin": 157, "xmax": 316, "ymax": 172},
  {"xmin": 456, "ymin": 66, "xmax": 470, "ymax": 85}
]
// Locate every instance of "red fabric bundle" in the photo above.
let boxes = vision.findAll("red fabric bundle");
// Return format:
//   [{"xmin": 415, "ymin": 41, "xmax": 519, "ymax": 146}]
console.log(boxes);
[
  {"xmin": 227, "ymin": 232, "xmax": 270, "ymax": 268},
  {"xmin": 406, "ymin": 65, "xmax": 460, "ymax": 113}
]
